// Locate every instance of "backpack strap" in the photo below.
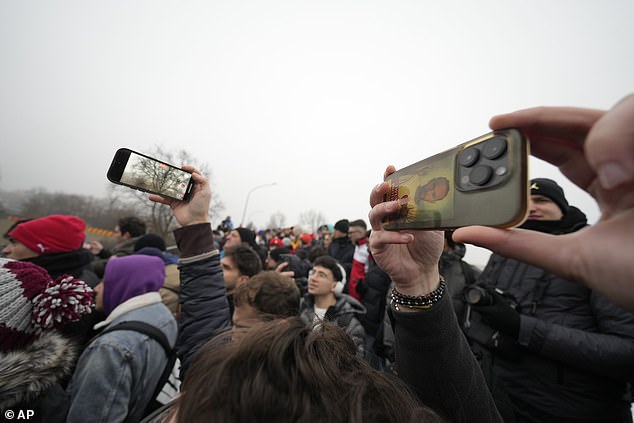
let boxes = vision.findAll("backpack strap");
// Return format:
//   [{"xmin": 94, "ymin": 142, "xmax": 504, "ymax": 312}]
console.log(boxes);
[
  {"xmin": 98, "ymin": 321, "xmax": 176, "ymax": 416},
  {"xmin": 99, "ymin": 321, "xmax": 172, "ymax": 356}
]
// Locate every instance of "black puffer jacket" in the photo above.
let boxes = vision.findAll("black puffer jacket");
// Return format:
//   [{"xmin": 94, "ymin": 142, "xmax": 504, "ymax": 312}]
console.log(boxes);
[
  {"xmin": 465, "ymin": 206, "xmax": 634, "ymax": 422},
  {"xmin": 299, "ymin": 293, "xmax": 367, "ymax": 355},
  {"xmin": 327, "ymin": 236, "xmax": 354, "ymax": 277},
  {"xmin": 357, "ymin": 255, "xmax": 391, "ymax": 338}
]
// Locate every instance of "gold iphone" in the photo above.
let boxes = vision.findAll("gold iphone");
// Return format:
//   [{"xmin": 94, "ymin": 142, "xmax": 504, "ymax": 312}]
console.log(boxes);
[{"xmin": 383, "ymin": 129, "xmax": 529, "ymax": 230}]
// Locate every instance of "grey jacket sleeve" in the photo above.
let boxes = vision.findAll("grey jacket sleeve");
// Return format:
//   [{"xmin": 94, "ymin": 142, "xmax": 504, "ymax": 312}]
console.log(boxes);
[
  {"xmin": 174, "ymin": 223, "xmax": 232, "ymax": 380},
  {"xmin": 393, "ymin": 291, "xmax": 503, "ymax": 423},
  {"xmin": 518, "ymin": 292, "xmax": 634, "ymax": 380}
]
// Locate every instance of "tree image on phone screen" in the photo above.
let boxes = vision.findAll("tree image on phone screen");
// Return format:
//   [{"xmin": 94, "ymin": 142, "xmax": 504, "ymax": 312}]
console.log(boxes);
[{"xmin": 119, "ymin": 152, "xmax": 191, "ymax": 200}]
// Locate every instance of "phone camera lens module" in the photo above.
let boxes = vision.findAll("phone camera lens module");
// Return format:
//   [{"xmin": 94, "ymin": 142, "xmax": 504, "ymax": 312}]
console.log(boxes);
[
  {"xmin": 458, "ymin": 148, "xmax": 480, "ymax": 167},
  {"xmin": 482, "ymin": 137, "xmax": 507, "ymax": 159},
  {"xmin": 469, "ymin": 165, "xmax": 493, "ymax": 186}
]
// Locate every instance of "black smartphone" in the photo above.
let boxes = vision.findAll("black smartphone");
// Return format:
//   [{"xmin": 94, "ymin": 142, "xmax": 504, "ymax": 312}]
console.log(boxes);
[
  {"xmin": 107, "ymin": 148, "xmax": 194, "ymax": 201},
  {"xmin": 383, "ymin": 129, "xmax": 529, "ymax": 230}
]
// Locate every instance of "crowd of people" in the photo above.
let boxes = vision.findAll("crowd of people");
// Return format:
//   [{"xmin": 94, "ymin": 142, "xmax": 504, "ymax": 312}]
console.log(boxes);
[{"xmin": 0, "ymin": 93, "xmax": 633, "ymax": 422}]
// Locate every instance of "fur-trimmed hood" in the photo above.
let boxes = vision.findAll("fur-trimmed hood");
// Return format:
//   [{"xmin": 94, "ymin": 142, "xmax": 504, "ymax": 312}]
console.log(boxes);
[{"xmin": 0, "ymin": 331, "xmax": 77, "ymax": 408}]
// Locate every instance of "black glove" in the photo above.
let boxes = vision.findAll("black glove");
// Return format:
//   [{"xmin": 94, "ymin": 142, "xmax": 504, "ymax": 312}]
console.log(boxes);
[{"xmin": 471, "ymin": 291, "xmax": 521, "ymax": 339}]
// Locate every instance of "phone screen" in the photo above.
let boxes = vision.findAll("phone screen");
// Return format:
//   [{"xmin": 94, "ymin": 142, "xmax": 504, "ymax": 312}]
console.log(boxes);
[{"xmin": 117, "ymin": 150, "xmax": 192, "ymax": 201}]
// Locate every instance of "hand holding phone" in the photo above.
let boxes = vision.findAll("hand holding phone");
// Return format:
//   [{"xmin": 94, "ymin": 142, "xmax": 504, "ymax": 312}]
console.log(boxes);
[
  {"xmin": 107, "ymin": 148, "xmax": 194, "ymax": 201},
  {"xmin": 383, "ymin": 129, "xmax": 529, "ymax": 230}
]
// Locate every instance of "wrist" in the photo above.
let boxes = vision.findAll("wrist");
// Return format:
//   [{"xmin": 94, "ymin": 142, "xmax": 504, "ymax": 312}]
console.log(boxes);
[
  {"xmin": 392, "ymin": 269, "xmax": 441, "ymax": 297},
  {"xmin": 391, "ymin": 276, "xmax": 446, "ymax": 312}
]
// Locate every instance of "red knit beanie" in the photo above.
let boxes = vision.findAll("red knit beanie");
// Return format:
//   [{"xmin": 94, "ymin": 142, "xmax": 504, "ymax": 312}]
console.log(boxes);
[{"xmin": 8, "ymin": 215, "xmax": 86, "ymax": 254}]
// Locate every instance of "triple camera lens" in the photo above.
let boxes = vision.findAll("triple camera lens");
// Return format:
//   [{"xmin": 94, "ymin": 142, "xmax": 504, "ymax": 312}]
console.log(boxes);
[{"xmin": 457, "ymin": 136, "xmax": 508, "ymax": 187}]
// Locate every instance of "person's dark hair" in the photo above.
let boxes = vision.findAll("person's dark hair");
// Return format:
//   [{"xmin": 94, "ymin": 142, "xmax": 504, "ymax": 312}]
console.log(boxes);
[
  {"xmin": 3, "ymin": 219, "xmax": 33, "ymax": 239},
  {"xmin": 308, "ymin": 245, "xmax": 327, "ymax": 263},
  {"xmin": 269, "ymin": 246, "xmax": 291, "ymax": 263},
  {"xmin": 224, "ymin": 244, "xmax": 263, "ymax": 277},
  {"xmin": 178, "ymin": 317, "xmax": 441, "ymax": 423},
  {"xmin": 133, "ymin": 233, "xmax": 166, "ymax": 252},
  {"xmin": 313, "ymin": 255, "xmax": 343, "ymax": 282},
  {"xmin": 233, "ymin": 271, "xmax": 300, "ymax": 318},
  {"xmin": 117, "ymin": 216, "xmax": 147, "ymax": 238},
  {"xmin": 349, "ymin": 219, "xmax": 367, "ymax": 231}
]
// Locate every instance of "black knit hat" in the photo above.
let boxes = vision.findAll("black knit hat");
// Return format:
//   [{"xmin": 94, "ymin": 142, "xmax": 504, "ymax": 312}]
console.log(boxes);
[
  {"xmin": 530, "ymin": 178, "xmax": 569, "ymax": 214},
  {"xmin": 134, "ymin": 233, "xmax": 167, "ymax": 252},
  {"xmin": 236, "ymin": 228, "xmax": 258, "ymax": 250},
  {"xmin": 334, "ymin": 219, "xmax": 349, "ymax": 234}
]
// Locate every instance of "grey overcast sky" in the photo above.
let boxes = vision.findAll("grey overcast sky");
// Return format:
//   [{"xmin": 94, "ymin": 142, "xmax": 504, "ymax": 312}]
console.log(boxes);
[{"xmin": 1, "ymin": 1, "xmax": 633, "ymax": 266}]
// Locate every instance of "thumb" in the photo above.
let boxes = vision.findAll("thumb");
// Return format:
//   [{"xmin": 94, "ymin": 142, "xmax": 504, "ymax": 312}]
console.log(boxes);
[{"xmin": 586, "ymin": 93, "xmax": 634, "ymax": 190}]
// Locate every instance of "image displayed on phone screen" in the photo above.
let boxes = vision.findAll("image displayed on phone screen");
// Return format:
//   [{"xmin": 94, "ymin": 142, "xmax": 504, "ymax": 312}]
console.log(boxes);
[
  {"xmin": 386, "ymin": 154, "xmax": 455, "ymax": 227},
  {"xmin": 120, "ymin": 152, "xmax": 192, "ymax": 200}
]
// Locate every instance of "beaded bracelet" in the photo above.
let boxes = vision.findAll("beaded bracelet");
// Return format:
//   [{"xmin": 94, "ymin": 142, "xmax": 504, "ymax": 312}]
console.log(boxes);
[{"xmin": 390, "ymin": 277, "xmax": 446, "ymax": 311}]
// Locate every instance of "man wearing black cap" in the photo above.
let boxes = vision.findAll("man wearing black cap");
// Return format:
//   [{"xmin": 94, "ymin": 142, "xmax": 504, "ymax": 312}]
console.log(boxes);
[
  {"xmin": 223, "ymin": 227, "xmax": 266, "ymax": 267},
  {"xmin": 327, "ymin": 219, "xmax": 355, "ymax": 280},
  {"xmin": 461, "ymin": 178, "xmax": 634, "ymax": 422}
]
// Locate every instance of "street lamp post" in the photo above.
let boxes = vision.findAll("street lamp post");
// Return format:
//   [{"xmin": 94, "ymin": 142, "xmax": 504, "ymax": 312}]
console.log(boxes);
[{"xmin": 240, "ymin": 182, "xmax": 277, "ymax": 227}]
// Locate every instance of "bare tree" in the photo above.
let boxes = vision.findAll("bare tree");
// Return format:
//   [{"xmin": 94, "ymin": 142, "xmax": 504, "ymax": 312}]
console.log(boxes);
[
  {"xmin": 266, "ymin": 211, "xmax": 287, "ymax": 229},
  {"xmin": 298, "ymin": 209, "xmax": 327, "ymax": 233}
]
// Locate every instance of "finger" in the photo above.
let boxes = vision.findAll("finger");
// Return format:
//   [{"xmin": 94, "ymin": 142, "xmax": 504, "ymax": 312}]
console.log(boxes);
[
  {"xmin": 585, "ymin": 94, "xmax": 634, "ymax": 190},
  {"xmin": 369, "ymin": 165, "xmax": 396, "ymax": 209},
  {"xmin": 368, "ymin": 197, "xmax": 406, "ymax": 231},
  {"xmin": 453, "ymin": 226, "xmax": 578, "ymax": 281},
  {"xmin": 490, "ymin": 106, "xmax": 603, "ymax": 192},
  {"xmin": 489, "ymin": 106, "xmax": 603, "ymax": 143},
  {"xmin": 369, "ymin": 227, "xmax": 414, "ymax": 250},
  {"xmin": 275, "ymin": 262, "xmax": 288, "ymax": 272},
  {"xmin": 148, "ymin": 194, "xmax": 173, "ymax": 205},
  {"xmin": 383, "ymin": 165, "xmax": 396, "ymax": 180},
  {"xmin": 181, "ymin": 165, "xmax": 202, "ymax": 175},
  {"xmin": 369, "ymin": 181, "xmax": 388, "ymax": 208}
]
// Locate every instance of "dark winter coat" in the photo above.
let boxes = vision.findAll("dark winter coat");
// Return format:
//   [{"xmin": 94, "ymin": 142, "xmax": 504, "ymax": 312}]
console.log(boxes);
[
  {"xmin": 439, "ymin": 242, "xmax": 480, "ymax": 324},
  {"xmin": 357, "ymin": 256, "xmax": 391, "ymax": 338},
  {"xmin": 173, "ymin": 224, "xmax": 232, "ymax": 380},
  {"xmin": 466, "ymin": 206, "xmax": 634, "ymax": 422},
  {"xmin": 393, "ymin": 288, "xmax": 503, "ymax": 423},
  {"xmin": 327, "ymin": 236, "xmax": 354, "ymax": 276},
  {"xmin": 299, "ymin": 293, "xmax": 367, "ymax": 355}
]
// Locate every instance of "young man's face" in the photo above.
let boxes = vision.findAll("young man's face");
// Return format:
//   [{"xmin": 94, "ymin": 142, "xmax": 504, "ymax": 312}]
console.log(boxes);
[
  {"xmin": 1, "ymin": 238, "xmax": 38, "ymax": 260},
  {"xmin": 348, "ymin": 226, "xmax": 365, "ymax": 244},
  {"xmin": 307, "ymin": 265, "xmax": 336, "ymax": 297},
  {"xmin": 113, "ymin": 225, "xmax": 128, "ymax": 243},
  {"xmin": 221, "ymin": 256, "xmax": 247, "ymax": 293},
  {"xmin": 528, "ymin": 195, "xmax": 564, "ymax": 221}
]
